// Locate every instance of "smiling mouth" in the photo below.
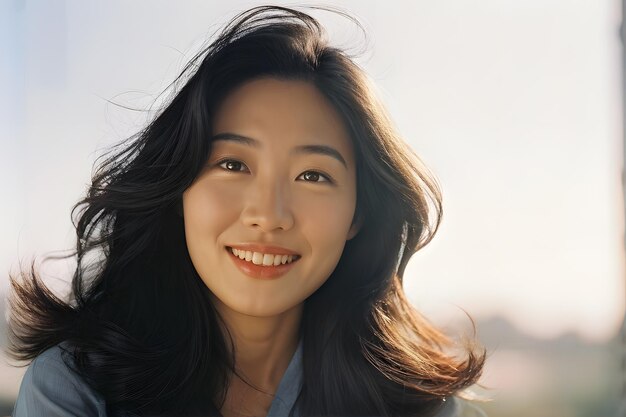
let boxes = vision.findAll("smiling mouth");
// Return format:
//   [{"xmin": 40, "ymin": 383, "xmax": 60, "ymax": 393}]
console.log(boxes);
[{"xmin": 225, "ymin": 246, "xmax": 301, "ymax": 266}]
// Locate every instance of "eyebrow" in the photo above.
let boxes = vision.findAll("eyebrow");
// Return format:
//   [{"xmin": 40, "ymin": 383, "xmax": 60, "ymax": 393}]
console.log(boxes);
[{"xmin": 211, "ymin": 132, "xmax": 348, "ymax": 169}]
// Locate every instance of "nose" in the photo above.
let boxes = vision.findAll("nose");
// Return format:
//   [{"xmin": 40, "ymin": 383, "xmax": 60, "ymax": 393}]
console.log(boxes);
[{"xmin": 240, "ymin": 176, "xmax": 295, "ymax": 232}]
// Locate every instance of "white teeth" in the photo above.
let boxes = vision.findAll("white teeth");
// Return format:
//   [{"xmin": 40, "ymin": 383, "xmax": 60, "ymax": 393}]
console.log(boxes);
[
  {"xmin": 252, "ymin": 252, "xmax": 264, "ymax": 265},
  {"xmin": 229, "ymin": 247, "xmax": 298, "ymax": 266}
]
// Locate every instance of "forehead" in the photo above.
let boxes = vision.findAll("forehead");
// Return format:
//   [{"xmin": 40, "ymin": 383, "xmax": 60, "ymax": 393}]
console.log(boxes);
[{"xmin": 212, "ymin": 78, "xmax": 354, "ymax": 164}]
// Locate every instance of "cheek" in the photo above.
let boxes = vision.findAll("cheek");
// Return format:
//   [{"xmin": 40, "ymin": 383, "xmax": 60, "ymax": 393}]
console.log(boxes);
[
  {"xmin": 297, "ymin": 184, "xmax": 356, "ymax": 230},
  {"xmin": 182, "ymin": 180, "xmax": 242, "ymax": 253},
  {"xmin": 295, "ymin": 190, "xmax": 356, "ymax": 268}
]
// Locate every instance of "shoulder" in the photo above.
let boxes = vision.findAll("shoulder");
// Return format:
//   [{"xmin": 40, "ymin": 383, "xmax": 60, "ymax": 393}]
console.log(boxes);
[
  {"xmin": 12, "ymin": 342, "xmax": 107, "ymax": 417},
  {"xmin": 433, "ymin": 396, "xmax": 488, "ymax": 417}
]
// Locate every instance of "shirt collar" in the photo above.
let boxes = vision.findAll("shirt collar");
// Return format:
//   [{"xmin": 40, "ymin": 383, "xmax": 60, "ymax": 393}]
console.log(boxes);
[{"xmin": 266, "ymin": 337, "xmax": 303, "ymax": 417}]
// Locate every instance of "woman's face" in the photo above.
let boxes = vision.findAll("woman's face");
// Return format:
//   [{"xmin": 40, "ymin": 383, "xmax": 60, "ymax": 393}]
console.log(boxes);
[{"xmin": 182, "ymin": 78, "xmax": 359, "ymax": 317}]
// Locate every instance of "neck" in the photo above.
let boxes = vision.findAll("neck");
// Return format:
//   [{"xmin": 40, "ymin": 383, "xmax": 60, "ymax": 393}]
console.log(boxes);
[{"xmin": 213, "ymin": 297, "xmax": 303, "ymax": 391}]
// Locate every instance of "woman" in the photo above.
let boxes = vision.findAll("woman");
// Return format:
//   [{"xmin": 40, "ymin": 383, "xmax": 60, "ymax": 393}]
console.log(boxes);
[{"xmin": 7, "ymin": 5, "xmax": 487, "ymax": 417}]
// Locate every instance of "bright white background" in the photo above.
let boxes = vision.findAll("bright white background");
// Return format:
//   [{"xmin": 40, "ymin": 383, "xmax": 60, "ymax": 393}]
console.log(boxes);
[{"xmin": 0, "ymin": 0, "xmax": 622, "ymax": 351}]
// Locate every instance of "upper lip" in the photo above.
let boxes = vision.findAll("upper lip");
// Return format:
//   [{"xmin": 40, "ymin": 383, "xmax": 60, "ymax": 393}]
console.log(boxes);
[{"xmin": 226, "ymin": 243, "xmax": 300, "ymax": 256}]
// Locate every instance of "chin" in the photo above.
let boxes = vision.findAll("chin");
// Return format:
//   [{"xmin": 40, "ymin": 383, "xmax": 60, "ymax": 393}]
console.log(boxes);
[{"xmin": 230, "ymin": 297, "xmax": 301, "ymax": 318}]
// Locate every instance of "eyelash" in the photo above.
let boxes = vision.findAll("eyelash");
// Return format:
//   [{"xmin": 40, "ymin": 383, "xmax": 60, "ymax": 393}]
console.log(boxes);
[{"xmin": 215, "ymin": 158, "xmax": 335, "ymax": 184}]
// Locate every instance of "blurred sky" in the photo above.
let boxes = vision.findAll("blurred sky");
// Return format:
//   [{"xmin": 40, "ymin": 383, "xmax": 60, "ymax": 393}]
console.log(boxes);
[{"xmin": 0, "ymin": 0, "xmax": 623, "ymax": 343}]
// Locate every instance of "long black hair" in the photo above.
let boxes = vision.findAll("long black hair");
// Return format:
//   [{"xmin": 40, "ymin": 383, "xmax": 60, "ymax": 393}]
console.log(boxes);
[{"xmin": 6, "ymin": 5, "xmax": 486, "ymax": 416}]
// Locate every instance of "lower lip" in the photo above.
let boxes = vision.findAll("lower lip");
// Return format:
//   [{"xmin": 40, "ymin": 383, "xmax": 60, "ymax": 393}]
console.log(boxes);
[{"xmin": 226, "ymin": 248, "xmax": 300, "ymax": 279}]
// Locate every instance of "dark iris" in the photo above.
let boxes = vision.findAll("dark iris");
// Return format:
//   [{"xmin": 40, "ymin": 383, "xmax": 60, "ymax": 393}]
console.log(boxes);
[
  {"xmin": 225, "ymin": 160, "xmax": 242, "ymax": 171},
  {"xmin": 303, "ymin": 172, "xmax": 319, "ymax": 181}
]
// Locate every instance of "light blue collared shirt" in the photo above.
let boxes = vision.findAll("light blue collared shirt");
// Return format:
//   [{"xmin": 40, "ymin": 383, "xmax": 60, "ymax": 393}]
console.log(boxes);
[{"xmin": 12, "ymin": 338, "xmax": 483, "ymax": 417}]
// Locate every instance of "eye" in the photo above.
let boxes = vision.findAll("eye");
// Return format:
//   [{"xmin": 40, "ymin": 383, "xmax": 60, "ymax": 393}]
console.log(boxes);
[
  {"xmin": 297, "ymin": 170, "xmax": 333, "ymax": 184},
  {"xmin": 216, "ymin": 158, "xmax": 249, "ymax": 173}
]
